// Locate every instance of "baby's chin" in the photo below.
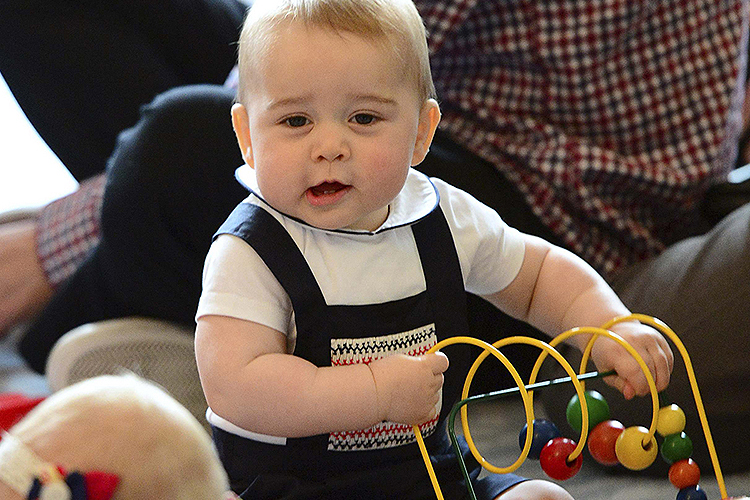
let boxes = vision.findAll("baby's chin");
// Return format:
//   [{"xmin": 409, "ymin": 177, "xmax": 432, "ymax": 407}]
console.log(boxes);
[
  {"xmin": 309, "ymin": 218, "xmax": 377, "ymax": 232},
  {"xmin": 295, "ymin": 212, "xmax": 364, "ymax": 232},
  {"xmin": 301, "ymin": 209, "xmax": 388, "ymax": 233}
]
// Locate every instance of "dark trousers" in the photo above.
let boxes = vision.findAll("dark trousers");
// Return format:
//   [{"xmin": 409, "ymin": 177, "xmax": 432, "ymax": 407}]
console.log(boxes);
[
  {"xmin": 0, "ymin": 0, "xmax": 246, "ymax": 181},
  {"xmin": 19, "ymin": 85, "xmax": 246, "ymax": 369}
]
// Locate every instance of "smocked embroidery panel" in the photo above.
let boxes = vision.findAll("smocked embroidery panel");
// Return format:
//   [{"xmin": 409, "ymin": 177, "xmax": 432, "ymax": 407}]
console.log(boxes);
[{"xmin": 329, "ymin": 324, "xmax": 438, "ymax": 451}]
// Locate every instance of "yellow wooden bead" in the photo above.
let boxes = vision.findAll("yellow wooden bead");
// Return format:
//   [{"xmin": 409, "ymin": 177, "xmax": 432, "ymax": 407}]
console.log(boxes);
[
  {"xmin": 615, "ymin": 426, "xmax": 658, "ymax": 471},
  {"xmin": 657, "ymin": 404, "xmax": 686, "ymax": 437}
]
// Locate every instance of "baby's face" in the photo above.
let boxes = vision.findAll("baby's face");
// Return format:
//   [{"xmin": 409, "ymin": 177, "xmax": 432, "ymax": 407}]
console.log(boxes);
[{"xmin": 236, "ymin": 23, "xmax": 436, "ymax": 231}]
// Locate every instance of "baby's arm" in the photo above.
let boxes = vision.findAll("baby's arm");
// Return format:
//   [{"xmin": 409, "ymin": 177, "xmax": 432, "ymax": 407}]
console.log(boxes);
[
  {"xmin": 195, "ymin": 315, "xmax": 448, "ymax": 437},
  {"xmin": 483, "ymin": 234, "xmax": 673, "ymax": 399}
]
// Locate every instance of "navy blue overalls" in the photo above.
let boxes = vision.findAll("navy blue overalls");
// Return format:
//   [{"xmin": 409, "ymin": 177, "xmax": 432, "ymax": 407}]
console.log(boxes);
[{"xmin": 211, "ymin": 200, "xmax": 525, "ymax": 500}]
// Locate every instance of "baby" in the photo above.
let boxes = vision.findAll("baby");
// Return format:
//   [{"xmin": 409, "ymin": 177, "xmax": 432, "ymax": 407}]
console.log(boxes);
[
  {"xmin": 0, "ymin": 375, "xmax": 235, "ymax": 499},
  {"xmin": 194, "ymin": 0, "xmax": 674, "ymax": 498}
]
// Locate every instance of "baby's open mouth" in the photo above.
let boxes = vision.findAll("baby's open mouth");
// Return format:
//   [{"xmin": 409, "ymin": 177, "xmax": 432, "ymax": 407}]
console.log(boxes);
[
  {"xmin": 306, "ymin": 181, "xmax": 351, "ymax": 206},
  {"xmin": 309, "ymin": 181, "xmax": 348, "ymax": 196}
]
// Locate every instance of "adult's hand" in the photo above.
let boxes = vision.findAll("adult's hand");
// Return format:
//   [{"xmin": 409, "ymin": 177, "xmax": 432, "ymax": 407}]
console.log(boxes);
[{"xmin": 0, "ymin": 219, "xmax": 53, "ymax": 336}]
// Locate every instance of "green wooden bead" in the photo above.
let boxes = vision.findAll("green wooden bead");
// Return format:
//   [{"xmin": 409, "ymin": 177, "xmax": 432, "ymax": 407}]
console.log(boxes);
[
  {"xmin": 661, "ymin": 432, "xmax": 693, "ymax": 464},
  {"xmin": 566, "ymin": 390, "xmax": 610, "ymax": 433}
]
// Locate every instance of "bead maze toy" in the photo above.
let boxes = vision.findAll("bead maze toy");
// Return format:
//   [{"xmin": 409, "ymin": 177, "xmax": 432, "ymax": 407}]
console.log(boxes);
[{"xmin": 412, "ymin": 314, "xmax": 747, "ymax": 500}]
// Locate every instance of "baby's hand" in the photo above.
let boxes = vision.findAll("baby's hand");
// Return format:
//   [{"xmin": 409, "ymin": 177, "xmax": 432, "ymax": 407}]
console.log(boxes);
[
  {"xmin": 590, "ymin": 322, "xmax": 674, "ymax": 400},
  {"xmin": 368, "ymin": 352, "xmax": 449, "ymax": 425}
]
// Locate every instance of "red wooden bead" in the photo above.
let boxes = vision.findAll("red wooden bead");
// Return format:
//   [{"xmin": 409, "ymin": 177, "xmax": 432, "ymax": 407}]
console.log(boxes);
[
  {"xmin": 540, "ymin": 437, "xmax": 583, "ymax": 481},
  {"xmin": 669, "ymin": 459, "xmax": 701, "ymax": 490},
  {"xmin": 587, "ymin": 420, "xmax": 625, "ymax": 466},
  {"xmin": 519, "ymin": 418, "xmax": 562, "ymax": 460}
]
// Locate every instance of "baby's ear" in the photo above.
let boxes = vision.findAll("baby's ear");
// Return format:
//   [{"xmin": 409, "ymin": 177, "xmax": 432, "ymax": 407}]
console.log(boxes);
[
  {"xmin": 231, "ymin": 103, "xmax": 254, "ymax": 167},
  {"xmin": 411, "ymin": 99, "xmax": 441, "ymax": 166}
]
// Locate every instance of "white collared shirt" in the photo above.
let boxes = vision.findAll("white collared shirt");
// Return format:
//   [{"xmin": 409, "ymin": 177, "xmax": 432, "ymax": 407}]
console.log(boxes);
[{"xmin": 196, "ymin": 167, "xmax": 525, "ymax": 352}]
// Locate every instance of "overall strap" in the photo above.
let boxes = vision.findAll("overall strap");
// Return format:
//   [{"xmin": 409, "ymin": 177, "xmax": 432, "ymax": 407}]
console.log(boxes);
[
  {"xmin": 411, "ymin": 207, "xmax": 469, "ymax": 339},
  {"xmin": 214, "ymin": 202, "xmax": 470, "ymax": 370},
  {"xmin": 214, "ymin": 203, "xmax": 328, "ymax": 323},
  {"xmin": 411, "ymin": 207, "xmax": 471, "ymax": 406}
]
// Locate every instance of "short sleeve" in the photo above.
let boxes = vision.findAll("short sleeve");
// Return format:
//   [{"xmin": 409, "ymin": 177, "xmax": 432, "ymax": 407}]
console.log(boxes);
[
  {"xmin": 196, "ymin": 234, "xmax": 293, "ymax": 337},
  {"xmin": 432, "ymin": 178, "xmax": 525, "ymax": 297}
]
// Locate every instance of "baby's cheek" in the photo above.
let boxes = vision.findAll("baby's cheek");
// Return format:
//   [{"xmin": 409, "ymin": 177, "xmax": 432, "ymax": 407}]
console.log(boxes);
[
  {"xmin": 369, "ymin": 151, "xmax": 411, "ymax": 187},
  {"xmin": 257, "ymin": 165, "xmax": 300, "ymax": 204}
]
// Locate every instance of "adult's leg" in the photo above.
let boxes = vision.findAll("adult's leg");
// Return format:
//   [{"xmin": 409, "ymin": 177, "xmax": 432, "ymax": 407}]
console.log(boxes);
[
  {"xmin": 542, "ymin": 204, "xmax": 750, "ymax": 475},
  {"xmin": 20, "ymin": 85, "xmax": 247, "ymax": 372},
  {"xmin": 611, "ymin": 204, "xmax": 750, "ymax": 474},
  {"xmin": 0, "ymin": 0, "xmax": 245, "ymax": 181}
]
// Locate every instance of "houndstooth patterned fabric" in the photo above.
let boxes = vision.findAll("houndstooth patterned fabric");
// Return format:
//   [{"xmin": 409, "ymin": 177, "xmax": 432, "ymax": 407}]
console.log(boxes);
[
  {"xmin": 417, "ymin": 0, "xmax": 749, "ymax": 277},
  {"xmin": 36, "ymin": 174, "xmax": 105, "ymax": 288}
]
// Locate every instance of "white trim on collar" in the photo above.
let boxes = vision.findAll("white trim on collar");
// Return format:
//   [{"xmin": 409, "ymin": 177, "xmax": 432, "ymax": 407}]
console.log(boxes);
[{"xmin": 234, "ymin": 165, "xmax": 439, "ymax": 235}]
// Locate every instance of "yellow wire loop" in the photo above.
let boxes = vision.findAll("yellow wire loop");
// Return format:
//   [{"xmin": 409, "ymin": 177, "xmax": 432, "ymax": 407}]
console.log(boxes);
[
  {"xmin": 602, "ymin": 314, "xmax": 728, "ymax": 499},
  {"xmin": 460, "ymin": 336, "xmax": 590, "ymax": 470},
  {"xmin": 412, "ymin": 336, "xmax": 535, "ymax": 500},
  {"xmin": 413, "ymin": 315, "xmax": 729, "ymax": 500},
  {"xmin": 537, "ymin": 326, "xmax": 660, "ymax": 447}
]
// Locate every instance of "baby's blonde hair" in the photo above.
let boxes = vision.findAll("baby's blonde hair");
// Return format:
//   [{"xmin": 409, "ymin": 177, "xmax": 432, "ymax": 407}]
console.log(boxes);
[
  {"xmin": 9, "ymin": 375, "xmax": 228, "ymax": 500},
  {"xmin": 236, "ymin": 0, "xmax": 436, "ymax": 104}
]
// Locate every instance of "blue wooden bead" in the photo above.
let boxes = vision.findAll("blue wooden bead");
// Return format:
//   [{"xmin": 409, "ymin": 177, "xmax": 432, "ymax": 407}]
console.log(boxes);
[
  {"xmin": 676, "ymin": 485, "xmax": 708, "ymax": 500},
  {"xmin": 519, "ymin": 418, "xmax": 562, "ymax": 460}
]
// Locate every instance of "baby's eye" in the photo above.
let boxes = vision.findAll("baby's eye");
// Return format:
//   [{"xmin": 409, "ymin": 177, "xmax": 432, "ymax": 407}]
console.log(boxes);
[
  {"xmin": 284, "ymin": 116, "xmax": 310, "ymax": 127},
  {"xmin": 352, "ymin": 113, "xmax": 377, "ymax": 125}
]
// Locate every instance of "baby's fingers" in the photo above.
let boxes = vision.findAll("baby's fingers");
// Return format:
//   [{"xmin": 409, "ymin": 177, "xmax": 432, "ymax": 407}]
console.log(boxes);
[
  {"xmin": 603, "ymin": 373, "xmax": 635, "ymax": 400},
  {"xmin": 611, "ymin": 346, "xmax": 671, "ymax": 398},
  {"xmin": 602, "ymin": 323, "xmax": 674, "ymax": 397},
  {"xmin": 424, "ymin": 351, "xmax": 449, "ymax": 375},
  {"xmin": 648, "ymin": 340, "xmax": 672, "ymax": 392},
  {"xmin": 625, "ymin": 337, "xmax": 673, "ymax": 395}
]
